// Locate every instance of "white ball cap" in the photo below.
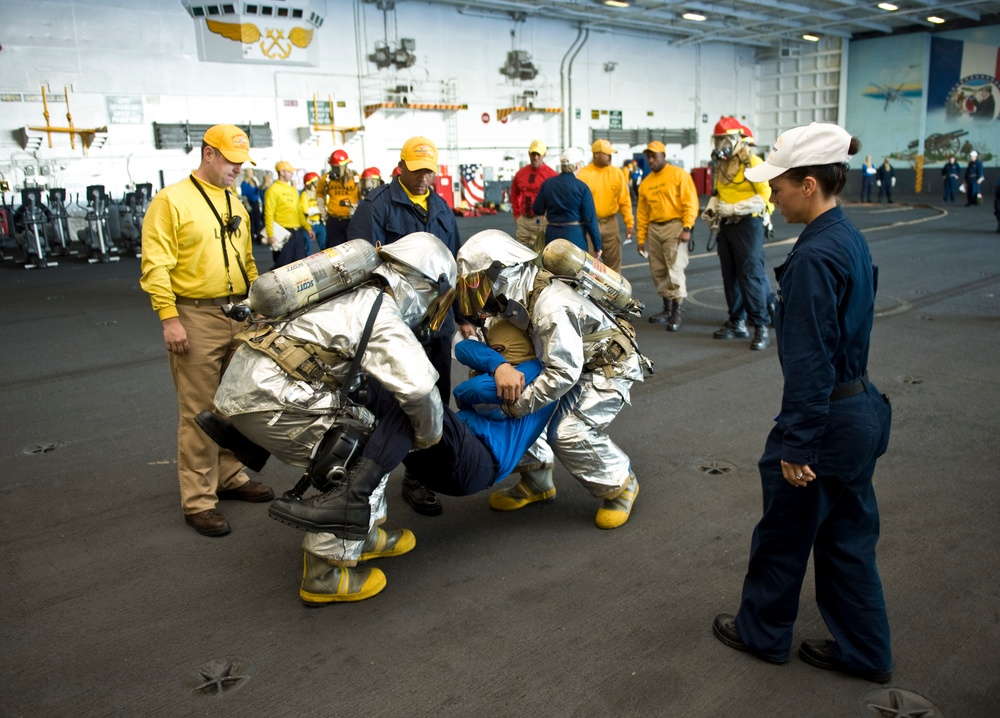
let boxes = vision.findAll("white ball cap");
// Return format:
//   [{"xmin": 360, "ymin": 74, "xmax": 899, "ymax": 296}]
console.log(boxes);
[
  {"xmin": 745, "ymin": 122, "xmax": 854, "ymax": 183},
  {"xmin": 560, "ymin": 147, "xmax": 584, "ymax": 165}
]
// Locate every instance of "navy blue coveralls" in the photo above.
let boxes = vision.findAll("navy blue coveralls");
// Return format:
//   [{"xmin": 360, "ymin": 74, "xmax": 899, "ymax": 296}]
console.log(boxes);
[
  {"xmin": 735, "ymin": 205, "xmax": 893, "ymax": 673},
  {"xmin": 347, "ymin": 178, "xmax": 461, "ymax": 402},
  {"xmin": 531, "ymin": 172, "xmax": 601, "ymax": 253}
]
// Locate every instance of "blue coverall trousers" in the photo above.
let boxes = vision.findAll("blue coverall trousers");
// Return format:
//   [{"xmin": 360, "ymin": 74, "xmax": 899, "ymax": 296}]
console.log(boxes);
[{"xmin": 735, "ymin": 383, "xmax": 893, "ymax": 672}]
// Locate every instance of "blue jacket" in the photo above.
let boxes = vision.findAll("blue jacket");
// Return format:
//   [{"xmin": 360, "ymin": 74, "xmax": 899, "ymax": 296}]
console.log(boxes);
[
  {"xmin": 347, "ymin": 178, "xmax": 460, "ymax": 256},
  {"xmin": 773, "ymin": 205, "xmax": 876, "ymax": 464},
  {"xmin": 452, "ymin": 340, "xmax": 555, "ymax": 481},
  {"xmin": 347, "ymin": 177, "xmax": 461, "ymax": 338},
  {"xmin": 532, "ymin": 172, "xmax": 601, "ymax": 252}
]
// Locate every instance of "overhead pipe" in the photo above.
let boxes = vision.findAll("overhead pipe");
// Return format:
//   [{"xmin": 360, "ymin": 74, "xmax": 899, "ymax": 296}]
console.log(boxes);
[
  {"xmin": 559, "ymin": 27, "xmax": 590, "ymax": 149},
  {"xmin": 566, "ymin": 29, "xmax": 589, "ymax": 149},
  {"xmin": 559, "ymin": 27, "xmax": 585, "ymax": 151}
]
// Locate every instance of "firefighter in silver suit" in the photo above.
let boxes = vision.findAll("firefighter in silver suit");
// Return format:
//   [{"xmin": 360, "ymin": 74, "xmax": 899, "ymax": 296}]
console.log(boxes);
[
  {"xmin": 455, "ymin": 230, "xmax": 643, "ymax": 529},
  {"xmin": 214, "ymin": 232, "xmax": 455, "ymax": 603}
]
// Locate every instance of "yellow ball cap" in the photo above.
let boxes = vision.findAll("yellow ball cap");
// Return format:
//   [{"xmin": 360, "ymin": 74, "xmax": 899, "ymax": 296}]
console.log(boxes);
[
  {"xmin": 645, "ymin": 141, "xmax": 666, "ymax": 154},
  {"xmin": 275, "ymin": 160, "xmax": 296, "ymax": 172},
  {"xmin": 400, "ymin": 137, "xmax": 438, "ymax": 172},
  {"xmin": 528, "ymin": 139, "xmax": 547, "ymax": 156},
  {"xmin": 202, "ymin": 124, "xmax": 256, "ymax": 166},
  {"xmin": 591, "ymin": 139, "xmax": 617, "ymax": 155}
]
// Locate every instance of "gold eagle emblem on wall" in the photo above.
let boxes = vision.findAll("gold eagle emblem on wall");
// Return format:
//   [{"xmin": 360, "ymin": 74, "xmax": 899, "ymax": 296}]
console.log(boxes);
[{"xmin": 205, "ymin": 19, "xmax": 313, "ymax": 59}]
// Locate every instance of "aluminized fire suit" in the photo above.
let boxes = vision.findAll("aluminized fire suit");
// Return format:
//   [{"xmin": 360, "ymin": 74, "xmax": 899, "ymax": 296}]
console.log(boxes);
[
  {"xmin": 214, "ymin": 234, "xmax": 451, "ymax": 565},
  {"xmin": 457, "ymin": 231, "xmax": 643, "ymax": 502}
]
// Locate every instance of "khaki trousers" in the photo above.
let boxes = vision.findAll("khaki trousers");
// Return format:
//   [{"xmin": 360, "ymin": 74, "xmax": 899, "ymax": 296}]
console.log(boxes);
[
  {"xmin": 646, "ymin": 219, "xmax": 689, "ymax": 300},
  {"xmin": 598, "ymin": 215, "xmax": 622, "ymax": 272},
  {"xmin": 168, "ymin": 303, "xmax": 248, "ymax": 513},
  {"xmin": 514, "ymin": 215, "xmax": 547, "ymax": 254}
]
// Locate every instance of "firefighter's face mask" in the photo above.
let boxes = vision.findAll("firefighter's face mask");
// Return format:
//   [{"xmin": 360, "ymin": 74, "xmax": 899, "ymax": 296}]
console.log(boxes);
[
  {"xmin": 423, "ymin": 279, "xmax": 457, "ymax": 334},
  {"xmin": 456, "ymin": 261, "xmax": 504, "ymax": 326},
  {"xmin": 360, "ymin": 176, "xmax": 380, "ymax": 198},
  {"xmin": 406, "ymin": 273, "xmax": 456, "ymax": 338},
  {"xmin": 330, "ymin": 164, "xmax": 346, "ymax": 180},
  {"xmin": 712, "ymin": 134, "xmax": 741, "ymax": 161}
]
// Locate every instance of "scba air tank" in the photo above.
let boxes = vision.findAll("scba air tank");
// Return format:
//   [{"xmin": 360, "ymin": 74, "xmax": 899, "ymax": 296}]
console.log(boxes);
[
  {"xmin": 248, "ymin": 239, "xmax": 379, "ymax": 318},
  {"xmin": 541, "ymin": 238, "xmax": 643, "ymax": 316}
]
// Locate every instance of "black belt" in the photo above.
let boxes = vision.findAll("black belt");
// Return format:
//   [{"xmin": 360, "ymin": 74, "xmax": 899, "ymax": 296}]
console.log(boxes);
[
  {"xmin": 830, "ymin": 373, "xmax": 869, "ymax": 401},
  {"xmin": 175, "ymin": 294, "xmax": 247, "ymax": 307}
]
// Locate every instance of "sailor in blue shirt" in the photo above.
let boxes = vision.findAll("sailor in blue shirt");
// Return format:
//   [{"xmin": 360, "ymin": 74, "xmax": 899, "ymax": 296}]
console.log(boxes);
[
  {"xmin": 532, "ymin": 147, "xmax": 602, "ymax": 256},
  {"xmin": 347, "ymin": 136, "xmax": 464, "ymax": 516},
  {"xmin": 713, "ymin": 123, "xmax": 894, "ymax": 685}
]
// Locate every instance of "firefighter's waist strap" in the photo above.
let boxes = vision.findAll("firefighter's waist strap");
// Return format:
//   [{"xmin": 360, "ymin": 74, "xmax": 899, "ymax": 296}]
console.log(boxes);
[{"xmin": 582, "ymin": 321, "xmax": 636, "ymax": 378}]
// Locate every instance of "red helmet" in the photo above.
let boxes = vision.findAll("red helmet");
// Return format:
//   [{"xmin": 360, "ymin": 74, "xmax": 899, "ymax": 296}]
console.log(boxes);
[
  {"xmin": 330, "ymin": 149, "xmax": 350, "ymax": 166},
  {"xmin": 713, "ymin": 116, "xmax": 744, "ymax": 137},
  {"xmin": 391, "ymin": 166, "xmax": 402, "ymax": 177},
  {"xmin": 740, "ymin": 124, "xmax": 755, "ymax": 145},
  {"xmin": 361, "ymin": 167, "xmax": 381, "ymax": 179},
  {"xmin": 303, "ymin": 172, "xmax": 319, "ymax": 185}
]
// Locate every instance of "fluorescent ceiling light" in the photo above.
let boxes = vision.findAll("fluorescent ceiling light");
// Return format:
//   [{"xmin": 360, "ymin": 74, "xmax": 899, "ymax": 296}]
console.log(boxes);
[
  {"xmin": 683, "ymin": 12, "xmax": 707, "ymax": 21},
  {"xmin": 603, "ymin": 0, "xmax": 630, "ymax": 7},
  {"xmin": 927, "ymin": 15, "xmax": 945, "ymax": 23},
  {"xmin": 877, "ymin": 2, "xmax": 898, "ymax": 11},
  {"xmin": 802, "ymin": 34, "xmax": 820, "ymax": 41}
]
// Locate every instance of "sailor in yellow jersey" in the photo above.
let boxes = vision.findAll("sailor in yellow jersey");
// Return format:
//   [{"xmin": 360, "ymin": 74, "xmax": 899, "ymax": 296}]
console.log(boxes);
[
  {"xmin": 577, "ymin": 139, "xmax": 635, "ymax": 272},
  {"xmin": 140, "ymin": 124, "xmax": 274, "ymax": 537},
  {"xmin": 636, "ymin": 141, "xmax": 699, "ymax": 332},
  {"xmin": 264, "ymin": 160, "xmax": 314, "ymax": 268}
]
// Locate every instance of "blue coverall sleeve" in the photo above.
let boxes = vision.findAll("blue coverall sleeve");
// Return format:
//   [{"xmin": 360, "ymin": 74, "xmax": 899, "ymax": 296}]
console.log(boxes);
[
  {"xmin": 777, "ymin": 253, "xmax": 842, "ymax": 464},
  {"xmin": 454, "ymin": 360, "xmax": 544, "ymax": 410},
  {"xmin": 531, "ymin": 185, "xmax": 547, "ymax": 217},
  {"xmin": 453, "ymin": 339, "xmax": 544, "ymax": 411},
  {"xmin": 581, "ymin": 189, "xmax": 601, "ymax": 252},
  {"xmin": 346, "ymin": 197, "xmax": 385, "ymax": 245},
  {"xmin": 455, "ymin": 339, "xmax": 508, "ymax": 375}
]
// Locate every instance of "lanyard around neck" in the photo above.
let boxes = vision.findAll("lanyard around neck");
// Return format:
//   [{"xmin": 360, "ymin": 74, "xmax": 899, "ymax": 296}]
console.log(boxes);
[{"xmin": 190, "ymin": 175, "xmax": 249, "ymax": 295}]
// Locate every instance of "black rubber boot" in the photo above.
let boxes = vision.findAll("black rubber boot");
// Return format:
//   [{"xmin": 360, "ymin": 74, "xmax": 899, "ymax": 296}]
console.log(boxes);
[
  {"xmin": 401, "ymin": 474, "xmax": 442, "ymax": 516},
  {"xmin": 666, "ymin": 299, "xmax": 682, "ymax": 332},
  {"xmin": 713, "ymin": 318, "xmax": 749, "ymax": 340},
  {"xmin": 195, "ymin": 410, "xmax": 270, "ymax": 472},
  {"xmin": 268, "ymin": 457, "xmax": 385, "ymax": 537},
  {"xmin": 751, "ymin": 325, "xmax": 770, "ymax": 351},
  {"xmin": 648, "ymin": 297, "xmax": 672, "ymax": 324}
]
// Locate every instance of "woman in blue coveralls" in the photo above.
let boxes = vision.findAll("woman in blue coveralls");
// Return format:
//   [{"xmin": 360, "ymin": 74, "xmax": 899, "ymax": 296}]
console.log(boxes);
[{"xmin": 712, "ymin": 123, "xmax": 894, "ymax": 684}]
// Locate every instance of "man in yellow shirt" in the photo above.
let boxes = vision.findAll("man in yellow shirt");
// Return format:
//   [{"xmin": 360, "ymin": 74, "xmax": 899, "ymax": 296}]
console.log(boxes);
[
  {"xmin": 140, "ymin": 124, "xmax": 273, "ymax": 537},
  {"xmin": 264, "ymin": 160, "xmax": 314, "ymax": 268},
  {"xmin": 577, "ymin": 139, "xmax": 634, "ymax": 272},
  {"xmin": 636, "ymin": 141, "xmax": 699, "ymax": 332}
]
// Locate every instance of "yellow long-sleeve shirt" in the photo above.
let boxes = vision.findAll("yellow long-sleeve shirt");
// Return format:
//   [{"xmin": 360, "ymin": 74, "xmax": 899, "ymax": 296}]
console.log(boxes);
[
  {"xmin": 715, "ymin": 155, "xmax": 771, "ymax": 206},
  {"xmin": 264, "ymin": 180, "xmax": 311, "ymax": 238},
  {"xmin": 140, "ymin": 173, "xmax": 257, "ymax": 320},
  {"xmin": 576, "ymin": 163, "xmax": 634, "ymax": 228},
  {"xmin": 636, "ymin": 164, "xmax": 699, "ymax": 242},
  {"xmin": 299, "ymin": 188, "xmax": 322, "ymax": 226},
  {"xmin": 316, "ymin": 173, "xmax": 360, "ymax": 219}
]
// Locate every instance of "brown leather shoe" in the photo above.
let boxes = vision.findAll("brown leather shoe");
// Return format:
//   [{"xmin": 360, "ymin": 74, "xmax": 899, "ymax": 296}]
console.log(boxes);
[
  {"xmin": 184, "ymin": 509, "xmax": 231, "ymax": 537},
  {"xmin": 217, "ymin": 480, "xmax": 275, "ymax": 503}
]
